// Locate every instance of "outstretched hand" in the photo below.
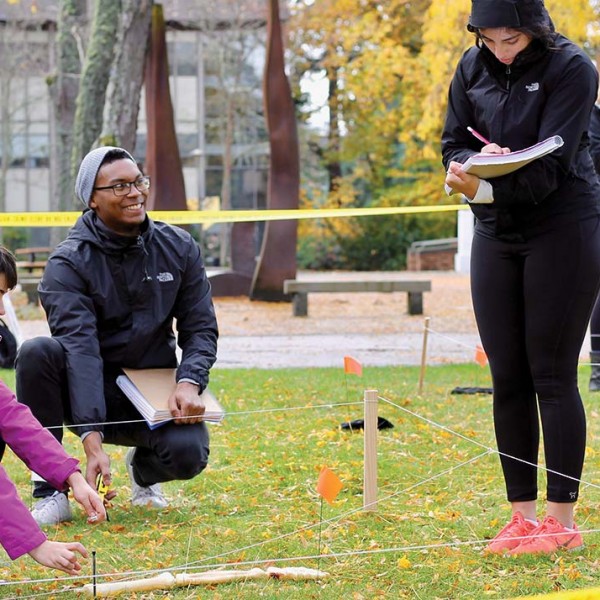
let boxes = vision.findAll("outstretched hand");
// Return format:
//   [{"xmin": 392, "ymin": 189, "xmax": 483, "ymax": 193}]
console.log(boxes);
[
  {"xmin": 28, "ymin": 540, "xmax": 88, "ymax": 576},
  {"xmin": 66, "ymin": 471, "xmax": 108, "ymax": 523}
]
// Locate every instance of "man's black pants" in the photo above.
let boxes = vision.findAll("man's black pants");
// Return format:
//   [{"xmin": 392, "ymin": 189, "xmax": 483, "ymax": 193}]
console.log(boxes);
[{"xmin": 15, "ymin": 337, "xmax": 210, "ymax": 498}]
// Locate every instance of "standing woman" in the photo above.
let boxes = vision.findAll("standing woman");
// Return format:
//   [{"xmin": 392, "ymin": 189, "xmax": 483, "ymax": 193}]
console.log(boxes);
[{"xmin": 443, "ymin": 0, "xmax": 600, "ymax": 555}]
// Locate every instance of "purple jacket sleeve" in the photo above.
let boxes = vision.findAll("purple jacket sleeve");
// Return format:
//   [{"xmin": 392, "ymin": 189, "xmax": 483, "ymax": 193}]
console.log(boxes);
[
  {"xmin": 0, "ymin": 380, "xmax": 80, "ymax": 560},
  {"xmin": 0, "ymin": 464, "xmax": 47, "ymax": 559}
]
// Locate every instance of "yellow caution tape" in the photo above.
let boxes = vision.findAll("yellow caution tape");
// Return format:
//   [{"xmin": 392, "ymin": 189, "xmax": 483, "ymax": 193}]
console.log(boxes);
[
  {"xmin": 509, "ymin": 588, "xmax": 600, "ymax": 600},
  {"xmin": 0, "ymin": 205, "xmax": 467, "ymax": 227}
]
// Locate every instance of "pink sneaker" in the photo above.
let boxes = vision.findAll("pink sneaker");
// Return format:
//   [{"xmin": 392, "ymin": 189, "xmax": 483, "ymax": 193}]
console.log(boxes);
[
  {"xmin": 509, "ymin": 516, "xmax": 583, "ymax": 555},
  {"xmin": 485, "ymin": 512, "xmax": 538, "ymax": 554}
]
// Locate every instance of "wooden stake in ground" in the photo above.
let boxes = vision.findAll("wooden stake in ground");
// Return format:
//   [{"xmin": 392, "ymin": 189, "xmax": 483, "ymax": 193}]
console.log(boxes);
[
  {"xmin": 363, "ymin": 389, "xmax": 378, "ymax": 511},
  {"xmin": 418, "ymin": 317, "xmax": 431, "ymax": 395}
]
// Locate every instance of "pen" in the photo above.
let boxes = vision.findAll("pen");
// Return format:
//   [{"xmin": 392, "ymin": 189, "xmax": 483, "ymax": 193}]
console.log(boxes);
[{"xmin": 467, "ymin": 126, "xmax": 492, "ymax": 145}]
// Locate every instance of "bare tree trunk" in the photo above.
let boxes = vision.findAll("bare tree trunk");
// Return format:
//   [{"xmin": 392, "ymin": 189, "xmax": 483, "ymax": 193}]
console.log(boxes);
[
  {"xmin": 326, "ymin": 67, "xmax": 342, "ymax": 194},
  {"xmin": 219, "ymin": 93, "xmax": 235, "ymax": 267},
  {"xmin": 70, "ymin": 0, "xmax": 120, "ymax": 193},
  {"xmin": 0, "ymin": 30, "xmax": 12, "ymax": 215},
  {"xmin": 47, "ymin": 0, "xmax": 86, "ymax": 231},
  {"xmin": 101, "ymin": 0, "xmax": 152, "ymax": 151}
]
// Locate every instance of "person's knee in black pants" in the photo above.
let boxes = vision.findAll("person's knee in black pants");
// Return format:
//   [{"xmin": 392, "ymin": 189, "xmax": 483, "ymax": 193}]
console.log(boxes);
[
  {"xmin": 15, "ymin": 337, "xmax": 69, "ymax": 440},
  {"xmin": 132, "ymin": 424, "xmax": 210, "ymax": 487}
]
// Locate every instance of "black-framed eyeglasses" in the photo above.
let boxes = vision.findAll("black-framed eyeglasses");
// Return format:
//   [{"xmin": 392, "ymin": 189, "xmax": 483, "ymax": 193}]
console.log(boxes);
[{"xmin": 94, "ymin": 176, "xmax": 151, "ymax": 197}]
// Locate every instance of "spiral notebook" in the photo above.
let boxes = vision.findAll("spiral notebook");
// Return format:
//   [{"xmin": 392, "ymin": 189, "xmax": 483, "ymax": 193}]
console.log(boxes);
[
  {"xmin": 445, "ymin": 135, "xmax": 564, "ymax": 195},
  {"xmin": 117, "ymin": 368, "xmax": 224, "ymax": 429}
]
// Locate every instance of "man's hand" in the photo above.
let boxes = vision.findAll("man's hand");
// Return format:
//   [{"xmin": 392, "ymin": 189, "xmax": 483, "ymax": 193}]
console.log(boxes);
[
  {"xmin": 168, "ymin": 381, "xmax": 205, "ymax": 425},
  {"xmin": 81, "ymin": 432, "xmax": 117, "ymax": 500}
]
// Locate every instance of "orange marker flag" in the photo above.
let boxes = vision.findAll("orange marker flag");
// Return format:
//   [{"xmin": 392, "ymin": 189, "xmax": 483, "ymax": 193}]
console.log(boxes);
[
  {"xmin": 474, "ymin": 344, "xmax": 488, "ymax": 367},
  {"xmin": 317, "ymin": 466, "xmax": 343, "ymax": 505},
  {"xmin": 343, "ymin": 355, "xmax": 363, "ymax": 377}
]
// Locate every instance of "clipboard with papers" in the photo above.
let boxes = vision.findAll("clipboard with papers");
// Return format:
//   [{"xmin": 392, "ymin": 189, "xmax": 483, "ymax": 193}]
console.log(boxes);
[
  {"xmin": 116, "ymin": 368, "xmax": 225, "ymax": 429},
  {"xmin": 445, "ymin": 135, "xmax": 564, "ymax": 195}
]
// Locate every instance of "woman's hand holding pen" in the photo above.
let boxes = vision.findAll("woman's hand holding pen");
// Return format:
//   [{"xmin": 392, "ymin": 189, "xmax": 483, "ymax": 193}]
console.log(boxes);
[
  {"xmin": 467, "ymin": 126, "xmax": 511, "ymax": 155},
  {"xmin": 480, "ymin": 142, "xmax": 512, "ymax": 154},
  {"xmin": 467, "ymin": 126, "xmax": 510, "ymax": 154}
]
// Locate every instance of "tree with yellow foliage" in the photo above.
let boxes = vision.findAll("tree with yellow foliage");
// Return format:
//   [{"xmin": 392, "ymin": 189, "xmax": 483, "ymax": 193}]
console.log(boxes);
[
  {"xmin": 289, "ymin": 0, "xmax": 429, "ymax": 201},
  {"xmin": 290, "ymin": 0, "xmax": 447, "ymax": 269},
  {"xmin": 290, "ymin": 0, "xmax": 600, "ymax": 270}
]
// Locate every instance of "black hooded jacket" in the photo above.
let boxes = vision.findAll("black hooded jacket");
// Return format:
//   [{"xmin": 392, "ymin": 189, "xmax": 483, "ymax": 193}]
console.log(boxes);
[
  {"xmin": 589, "ymin": 104, "xmax": 600, "ymax": 175},
  {"xmin": 442, "ymin": 33, "xmax": 600, "ymax": 239},
  {"xmin": 38, "ymin": 210, "xmax": 219, "ymax": 434}
]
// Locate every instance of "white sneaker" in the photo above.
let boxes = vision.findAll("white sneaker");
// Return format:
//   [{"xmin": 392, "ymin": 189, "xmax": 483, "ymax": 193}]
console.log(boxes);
[
  {"xmin": 31, "ymin": 491, "xmax": 72, "ymax": 526},
  {"xmin": 125, "ymin": 448, "xmax": 169, "ymax": 508}
]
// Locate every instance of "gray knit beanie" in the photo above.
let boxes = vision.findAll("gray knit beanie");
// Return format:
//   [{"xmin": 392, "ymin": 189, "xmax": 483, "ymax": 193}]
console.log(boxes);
[{"xmin": 75, "ymin": 146, "xmax": 136, "ymax": 206}]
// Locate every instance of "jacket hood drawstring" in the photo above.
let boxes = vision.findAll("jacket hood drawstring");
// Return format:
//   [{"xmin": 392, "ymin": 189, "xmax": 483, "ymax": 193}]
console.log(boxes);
[{"xmin": 137, "ymin": 236, "xmax": 153, "ymax": 282}]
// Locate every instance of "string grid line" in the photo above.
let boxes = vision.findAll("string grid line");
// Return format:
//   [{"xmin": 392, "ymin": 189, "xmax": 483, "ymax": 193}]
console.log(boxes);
[{"xmin": 2, "ymin": 327, "xmax": 599, "ymax": 597}]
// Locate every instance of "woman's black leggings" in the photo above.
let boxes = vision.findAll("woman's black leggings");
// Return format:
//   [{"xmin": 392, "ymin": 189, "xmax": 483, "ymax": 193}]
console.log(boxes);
[{"xmin": 470, "ymin": 217, "xmax": 600, "ymax": 503}]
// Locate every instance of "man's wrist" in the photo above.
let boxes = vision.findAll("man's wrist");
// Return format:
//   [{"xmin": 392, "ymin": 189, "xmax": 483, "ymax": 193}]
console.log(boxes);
[
  {"xmin": 80, "ymin": 430, "xmax": 104, "ymax": 444},
  {"xmin": 178, "ymin": 378, "xmax": 203, "ymax": 394},
  {"xmin": 82, "ymin": 431, "xmax": 104, "ymax": 456}
]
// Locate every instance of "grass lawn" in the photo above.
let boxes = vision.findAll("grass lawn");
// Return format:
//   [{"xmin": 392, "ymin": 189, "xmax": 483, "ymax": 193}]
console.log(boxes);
[{"xmin": 1, "ymin": 363, "xmax": 599, "ymax": 599}]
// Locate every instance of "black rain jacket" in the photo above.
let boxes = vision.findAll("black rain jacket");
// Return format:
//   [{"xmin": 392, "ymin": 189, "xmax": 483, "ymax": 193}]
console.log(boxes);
[
  {"xmin": 442, "ymin": 34, "xmax": 600, "ymax": 239},
  {"xmin": 589, "ymin": 104, "xmax": 600, "ymax": 175},
  {"xmin": 38, "ymin": 210, "xmax": 219, "ymax": 435}
]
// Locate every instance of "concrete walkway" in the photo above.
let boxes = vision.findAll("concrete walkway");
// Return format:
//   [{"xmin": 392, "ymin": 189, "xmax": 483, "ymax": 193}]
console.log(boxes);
[{"xmin": 12, "ymin": 270, "xmax": 592, "ymax": 369}]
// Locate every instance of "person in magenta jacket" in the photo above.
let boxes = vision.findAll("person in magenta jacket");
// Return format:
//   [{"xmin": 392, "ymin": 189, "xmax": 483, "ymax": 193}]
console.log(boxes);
[{"xmin": 0, "ymin": 246, "xmax": 106, "ymax": 575}]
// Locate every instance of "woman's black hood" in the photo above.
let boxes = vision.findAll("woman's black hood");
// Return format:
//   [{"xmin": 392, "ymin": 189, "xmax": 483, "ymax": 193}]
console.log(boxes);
[
  {"xmin": 467, "ymin": 0, "xmax": 553, "ymax": 34},
  {"xmin": 466, "ymin": 0, "xmax": 557, "ymax": 82}
]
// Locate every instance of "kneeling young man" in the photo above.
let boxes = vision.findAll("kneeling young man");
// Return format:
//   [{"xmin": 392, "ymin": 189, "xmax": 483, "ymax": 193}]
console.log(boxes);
[{"xmin": 17, "ymin": 147, "xmax": 218, "ymax": 525}]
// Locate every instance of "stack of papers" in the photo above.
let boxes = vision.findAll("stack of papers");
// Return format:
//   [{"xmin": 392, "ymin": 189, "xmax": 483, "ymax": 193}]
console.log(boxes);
[
  {"xmin": 117, "ymin": 368, "xmax": 225, "ymax": 429},
  {"xmin": 460, "ymin": 135, "xmax": 564, "ymax": 177},
  {"xmin": 445, "ymin": 135, "xmax": 564, "ymax": 195}
]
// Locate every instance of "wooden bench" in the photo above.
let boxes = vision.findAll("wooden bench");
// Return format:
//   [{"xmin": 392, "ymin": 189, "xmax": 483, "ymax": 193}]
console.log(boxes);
[
  {"xmin": 283, "ymin": 278, "xmax": 432, "ymax": 317},
  {"xmin": 14, "ymin": 246, "xmax": 52, "ymax": 303},
  {"xmin": 15, "ymin": 246, "xmax": 52, "ymax": 271}
]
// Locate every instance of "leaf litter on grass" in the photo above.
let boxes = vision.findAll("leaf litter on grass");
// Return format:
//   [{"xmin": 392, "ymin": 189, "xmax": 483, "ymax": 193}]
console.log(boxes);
[{"xmin": 0, "ymin": 364, "xmax": 599, "ymax": 598}]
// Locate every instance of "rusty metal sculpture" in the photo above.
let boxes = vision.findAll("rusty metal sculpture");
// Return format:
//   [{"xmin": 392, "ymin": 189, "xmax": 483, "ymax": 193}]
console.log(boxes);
[
  {"xmin": 142, "ymin": 1, "xmax": 298, "ymax": 297},
  {"xmin": 209, "ymin": 0, "xmax": 299, "ymax": 299},
  {"xmin": 144, "ymin": 3, "xmax": 187, "ymax": 211},
  {"xmin": 206, "ymin": 220, "xmax": 256, "ymax": 296},
  {"xmin": 249, "ymin": 0, "xmax": 299, "ymax": 300}
]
